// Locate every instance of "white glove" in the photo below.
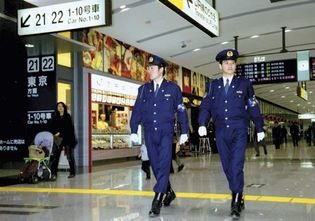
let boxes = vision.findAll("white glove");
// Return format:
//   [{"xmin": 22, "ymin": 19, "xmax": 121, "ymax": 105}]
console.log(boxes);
[
  {"xmin": 130, "ymin": 133, "xmax": 138, "ymax": 143},
  {"xmin": 179, "ymin": 134, "xmax": 188, "ymax": 145},
  {"xmin": 198, "ymin": 126, "xmax": 207, "ymax": 137},
  {"xmin": 257, "ymin": 132, "xmax": 265, "ymax": 142}
]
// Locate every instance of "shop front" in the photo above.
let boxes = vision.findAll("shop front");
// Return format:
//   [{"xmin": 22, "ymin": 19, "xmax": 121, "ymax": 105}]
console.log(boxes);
[{"xmin": 87, "ymin": 72, "xmax": 142, "ymax": 166}]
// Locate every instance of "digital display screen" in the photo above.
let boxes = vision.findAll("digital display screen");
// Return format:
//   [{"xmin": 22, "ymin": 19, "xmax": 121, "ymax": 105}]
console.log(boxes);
[{"xmin": 236, "ymin": 59, "xmax": 297, "ymax": 84}]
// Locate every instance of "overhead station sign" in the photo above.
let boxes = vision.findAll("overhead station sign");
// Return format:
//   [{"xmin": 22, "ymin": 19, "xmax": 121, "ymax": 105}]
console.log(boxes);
[
  {"xmin": 18, "ymin": 0, "xmax": 111, "ymax": 36},
  {"xmin": 159, "ymin": 0, "xmax": 219, "ymax": 37}
]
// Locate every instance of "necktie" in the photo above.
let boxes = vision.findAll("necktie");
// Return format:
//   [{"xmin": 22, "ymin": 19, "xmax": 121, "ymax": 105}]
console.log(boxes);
[
  {"xmin": 155, "ymin": 84, "xmax": 159, "ymax": 97},
  {"xmin": 224, "ymin": 78, "xmax": 230, "ymax": 94}
]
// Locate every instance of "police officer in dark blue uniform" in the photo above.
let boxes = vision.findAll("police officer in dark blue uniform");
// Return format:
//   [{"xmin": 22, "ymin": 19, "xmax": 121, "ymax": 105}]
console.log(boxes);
[
  {"xmin": 198, "ymin": 49, "xmax": 265, "ymax": 218},
  {"xmin": 130, "ymin": 54, "xmax": 189, "ymax": 217}
]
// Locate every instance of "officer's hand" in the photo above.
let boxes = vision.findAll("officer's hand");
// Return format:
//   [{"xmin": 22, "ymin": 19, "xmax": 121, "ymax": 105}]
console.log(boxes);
[
  {"xmin": 179, "ymin": 134, "xmax": 188, "ymax": 145},
  {"xmin": 198, "ymin": 126, "xmax": 207, "ymax": 137},
  {"xmin": 257, "ymin": 132, "xmax": 265, "ymax": 142},
  {"xmin": 130, "ymin": 133, "xmax": 139, "ymax": 143}
]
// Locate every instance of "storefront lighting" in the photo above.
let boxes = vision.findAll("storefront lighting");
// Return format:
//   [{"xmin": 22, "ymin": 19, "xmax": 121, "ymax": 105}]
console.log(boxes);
[
  {"xmin": 120, "ymin": 5, "xmax": 126, "ymax": 9},
  {"xmin": 25, "ymin": 44, "xmax": 34, "ymax": 48}
]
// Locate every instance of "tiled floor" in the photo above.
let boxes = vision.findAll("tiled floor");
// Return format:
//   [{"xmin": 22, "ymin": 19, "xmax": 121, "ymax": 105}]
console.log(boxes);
[{"xmin": 1, "ymin": 141, "xmax": 315, "ymax": 220}]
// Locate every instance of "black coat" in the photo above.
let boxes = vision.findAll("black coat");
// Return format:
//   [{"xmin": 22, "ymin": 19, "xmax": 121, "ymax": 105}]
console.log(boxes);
[{"xmin": 49, "ymin": 113, "xmax": 77, "ymax": 148}]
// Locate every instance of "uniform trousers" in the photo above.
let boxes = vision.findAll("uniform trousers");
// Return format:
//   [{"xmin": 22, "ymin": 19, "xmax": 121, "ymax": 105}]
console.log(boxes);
[
  {"xmin": 144, "ymin": 128, "xmax": 173, "ymax": 193},
  {"xmin": 215, "ymin": 126, "xmax": 247, "ymax": 193}
]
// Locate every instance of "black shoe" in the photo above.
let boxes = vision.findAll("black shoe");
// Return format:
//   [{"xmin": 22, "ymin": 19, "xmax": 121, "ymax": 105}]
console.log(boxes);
[
  {"xmin": 178, "ymin": 164, "xmax": 184, "ymax": 172},
  {"xmin": 149, "ymin": 193, "xmax": 163, "ymax": 217},
  {"xmin": 264, "ymin": 150, "xmax": 267, "ymax": 155},
  {"xmin": 51, "ymin": 175, "xmax": 57, "ymax": 181},
  {"xmin": 146, "ymin": 175, "xmax": 151, "ymax": 180},
  {"xmin": 68, "ymin": 174, "xmax": 75, "ymax": 178},
  {"xmin": 163, "ymin": 190, "xmax": 176, "ymax": 206},
  {"xmin": 230, "ymin": 193, "xmax": 244, "ymax": 218},
  {"xmin": 255, "ymin": 154, "xmax": 260, "ymax": 157}
]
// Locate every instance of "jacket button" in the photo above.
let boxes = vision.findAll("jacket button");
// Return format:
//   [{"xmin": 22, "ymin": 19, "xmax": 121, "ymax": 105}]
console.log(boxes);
[
  {"xmin": 154, "ymin": 104, "xmax": 157, "ymax": 106},
  {"xmin": 154, "ymin": 112, "xmax": 156, "ymax": 115},
  {"xmin": 154, "ymin": 120, "xmax": 156, "ymax": 123},
  {"xmin": 225, "ymin": 100, "xmax": 228, "ymax": 103},
  {"xmin": 154, "ymin": 127, "xmax": 157, "ymax": 130},
  {"xmin": 226, "ymin": 125, "xmax": 230, "ymax": 128},
  {"xmin": 225, "ymin": 117, "xmax": 228, "ymax": 120},
  {"xmin": 225, "ymin": 109, "xmax": 228, "ymax": 112}
]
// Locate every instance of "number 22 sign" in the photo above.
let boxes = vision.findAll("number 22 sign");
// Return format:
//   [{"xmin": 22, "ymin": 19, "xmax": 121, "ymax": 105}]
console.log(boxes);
[{"xmin": 27, "ymin": 56, "xmax": 55, "ymax": 73}]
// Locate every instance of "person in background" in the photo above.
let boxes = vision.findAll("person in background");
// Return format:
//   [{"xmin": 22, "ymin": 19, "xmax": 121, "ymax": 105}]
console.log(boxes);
[
  {"xmin": 97, "ymin": 113, "xmax": 109, "ymax": 130},
  {"xmin": 138, "ymin": 142, "xmax": 151, "ymax": 180},
  {"xmin": 254, "ymin": 127, "xmax": 267, "ymax": 157},
  {"xmin": 290, "ymin": 122, "xmax": 300, "ymax": 147},
  {"xmin": 170, "ymin": 135, "xmax": 185, "ymax": 173},
  {"xmin": 130, "ymin": 54, "xmax": 189, "ymax": 217},
  {"xmin": 198, "ymin": 49, "xmax": 265, "ymax": 218},
  {"xmin": 282, "ymin": 125, "xmax": 288, "ymax": 144},
  {"xmin": 272, "ymin": 121, "xmax": 282, "ymax": 149},
  {"xmin": 49, "ymin": 102, "xmax": 77, "ymax": 180}
]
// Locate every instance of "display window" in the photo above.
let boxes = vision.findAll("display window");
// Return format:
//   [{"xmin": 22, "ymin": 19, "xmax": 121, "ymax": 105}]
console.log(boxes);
[{"xmin": 90, "ymin": 74, "xmax": 141, "ymax": 155}]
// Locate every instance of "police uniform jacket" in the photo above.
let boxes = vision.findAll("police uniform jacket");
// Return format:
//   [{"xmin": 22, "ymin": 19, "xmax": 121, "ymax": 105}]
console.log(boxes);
[
  {"xmin": 130, "ymin": 79, "xmax": 188, "ymax": 134},
  {"xmin": 198, "ymin": 76, "xmax": 263, "ymax": 132}
]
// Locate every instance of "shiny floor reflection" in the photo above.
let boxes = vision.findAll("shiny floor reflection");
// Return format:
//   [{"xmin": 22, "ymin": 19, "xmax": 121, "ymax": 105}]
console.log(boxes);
[{"xmin": 1, "ymin": 141, "xmax": 315, "ymax": 220}]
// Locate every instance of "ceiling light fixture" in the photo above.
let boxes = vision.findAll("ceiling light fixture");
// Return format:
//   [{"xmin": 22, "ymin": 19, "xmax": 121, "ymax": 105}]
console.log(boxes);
[
  {"xmin": 250, "ymin": 35, "xmax": 259, "ymax": 38},
  {"xmin": 269, "ymin": 89, "xmax": 274, "ymax": 92},
  {"xmin": 281, "ymin": 95, "xmax": 285, "ymax": 98},
  {"xmin": 120, "ymin": 5, "xmax": 126, "ymax": 9},
  {"xmin": 221, "ymin": 41, "xmax": 229, "ymax": 45},
  {"xmin": 193, "ymin": 48, "xmax": 200, "ymax": 52},
  {"xmin": 285, "ymin": 29, "xmax": 292, "ymax": 33},
  {"xmin": 120, "ymin": 8, "xmax": 130, "ymax": 12},
  {"xmin": 290, "ymin": 100, "xmax": 294, "ymax": 103},
  {"xmin": 285, "ymin": 86, "xmax": 290, "ymax": 89}
]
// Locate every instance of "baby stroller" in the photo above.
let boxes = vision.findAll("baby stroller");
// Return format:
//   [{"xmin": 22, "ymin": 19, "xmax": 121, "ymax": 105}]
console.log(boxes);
[{"xmin": 19, "ymin": 131, "xmax": 54, "ymax": 183}]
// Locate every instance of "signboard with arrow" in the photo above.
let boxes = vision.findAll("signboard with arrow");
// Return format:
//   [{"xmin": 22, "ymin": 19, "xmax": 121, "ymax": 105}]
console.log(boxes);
[{"xmin": 18, "ymin": 0, "xmax": 111, "ymax": 36}]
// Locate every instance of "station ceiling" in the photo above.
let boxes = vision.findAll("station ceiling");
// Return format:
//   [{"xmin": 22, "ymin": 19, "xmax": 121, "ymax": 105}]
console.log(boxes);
[{"xmin": 24, "ymin": 0, "xmax": 315, "ymax": 115}]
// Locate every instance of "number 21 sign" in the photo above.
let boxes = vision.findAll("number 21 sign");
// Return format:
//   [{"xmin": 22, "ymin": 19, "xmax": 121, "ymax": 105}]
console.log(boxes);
[{"xmin": 27, "ymin": 56, "xmax": 55, "ymax": 73}]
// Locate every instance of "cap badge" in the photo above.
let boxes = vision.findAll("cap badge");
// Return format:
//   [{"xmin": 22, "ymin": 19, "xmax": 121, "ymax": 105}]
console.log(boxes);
[
  {"xmin": 149, "ymin": 56, "xmax": 154, "ymax": 62},
  {"xmin": 227, "ymin": 51, "xmax": 233, "ymax": 57}
]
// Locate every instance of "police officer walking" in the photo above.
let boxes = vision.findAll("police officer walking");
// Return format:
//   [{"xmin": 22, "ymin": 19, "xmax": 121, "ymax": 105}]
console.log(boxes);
[
  {"xmin": 198, "ymin": 49, "xmax": 265, "ymax": 218},
  {"xmin": 130, "ymin": 55, "xmax": 189, "ymax": 217}
]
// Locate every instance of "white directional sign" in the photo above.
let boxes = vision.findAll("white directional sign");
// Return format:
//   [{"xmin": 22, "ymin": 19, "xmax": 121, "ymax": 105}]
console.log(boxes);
[{"xmin": 18, "ymin": 0, "xmax": 108, "ymax": 36}]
